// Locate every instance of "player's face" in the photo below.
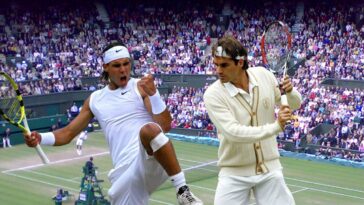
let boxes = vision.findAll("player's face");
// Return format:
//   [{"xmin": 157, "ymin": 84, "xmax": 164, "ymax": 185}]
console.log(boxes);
[
  {"xmin": 104, "ymin": 58, "xmax": 132, "ymax": 89},
  {"xmin": 213, "ymin": 56, "xmax": 243, "ymax": 84}
]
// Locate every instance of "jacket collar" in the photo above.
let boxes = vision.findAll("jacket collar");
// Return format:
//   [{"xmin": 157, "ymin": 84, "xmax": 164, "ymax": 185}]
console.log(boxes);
[{"xmin": 223, "ymin": 69, "xmax": 258, "ymax": 97}]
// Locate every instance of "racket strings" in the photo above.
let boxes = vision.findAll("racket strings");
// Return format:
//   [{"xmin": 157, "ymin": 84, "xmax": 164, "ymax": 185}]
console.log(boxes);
[
  {"xmin": 7, "ymin": 99, "xmax": 22, "ymax": 121},
  {"xmin": 0, "ymin": 79, "xmax": 22, "ymax": 122},
  {"xmin": 264, "ymin": 24, "xmax": 290, "ymax": 72}
]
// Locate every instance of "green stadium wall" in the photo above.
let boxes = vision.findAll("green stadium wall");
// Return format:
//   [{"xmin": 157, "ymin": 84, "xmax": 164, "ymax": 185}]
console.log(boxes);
[{"xmin": 0, "ymin": 114, "xmax": 68, "ymax": 145}]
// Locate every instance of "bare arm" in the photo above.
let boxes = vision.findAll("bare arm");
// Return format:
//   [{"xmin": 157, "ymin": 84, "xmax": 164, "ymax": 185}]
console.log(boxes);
[
  {"xmin": 142, "ymin": 94, "xmax": 172, "ymax": 132},
  {"xmin": 24, "ymin": 97, "xmax": 94, "ymax": 147},
  {"xmin": 53, "ymin": 97, "xmax": 94, "ymax": 145},
  {"xmin": 137, "ymin": 75, "xmax": 172, "ymax": 132}
]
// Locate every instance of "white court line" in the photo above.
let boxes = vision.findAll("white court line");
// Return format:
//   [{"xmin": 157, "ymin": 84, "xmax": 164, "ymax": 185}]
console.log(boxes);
[
  {"xmin": 5, "ymin": 170, "xmax": 340, "ymax": 205},
  {"xmin": 19, "ymin": 167, "xmax": 217, "ymax": 193},
  {"xmin": 13, "ymin": 169, "xmax": 363, "ymax": 203},
  {"xmin": 188, "ymin": 184, "xmax": 216, "ymax": 192},
  {"xmin": 3, "ymin": 155, "xmax": 209, "ymax": 173},
  {"xmin": 285, "ymin": 177, "xmax": 364, "ymax": 193},
  {"xmin": 288, "ymin": 184, "xmax": 364, "ymax": 200},
  {"xmin": 25, "ymin": 169, "xmax": 79, "ymax": 184},
  {"xmin": 291, "ymin": 188, "xmax": 309, "ymax": 194},
  {"xmin": 71, "ymin": 161, "xmax": 218, "ymax": 180},
  {"xmin": 2, "ymin": 151, "xmax": 110, "ymax": 173},
  {"xmin": 4, "ymin": 165, "xmax": 364, "ymax": 204},
  {"xmin": 5, "ymin": 172, "xmax": 79, "ymax": 193},
  {"xmin": 4, "ymin": 169, "xmax": 180, "ymax": 205},
  {"xmin": 182, "ymin": 160, "xmax": 217, "ymax": 172},
  {"xmin": 3, "ymin": 152, "xmax": 364, "ymax": 202}
]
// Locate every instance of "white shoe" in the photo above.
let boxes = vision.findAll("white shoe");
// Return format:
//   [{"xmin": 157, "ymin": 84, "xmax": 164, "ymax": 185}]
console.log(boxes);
[
  {"xmin": 177, "ymin": 185, "xmax": 203, "ymax": 205},
  {"xmin": 77, "ymin": 149, "xmax": 82, "ymax": 156}
]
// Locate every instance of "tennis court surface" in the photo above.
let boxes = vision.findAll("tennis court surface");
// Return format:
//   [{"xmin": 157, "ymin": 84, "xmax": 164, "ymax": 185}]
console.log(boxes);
[{"xmin": 0, "ymin": 132, "xmax": 363, "ymax": 205}]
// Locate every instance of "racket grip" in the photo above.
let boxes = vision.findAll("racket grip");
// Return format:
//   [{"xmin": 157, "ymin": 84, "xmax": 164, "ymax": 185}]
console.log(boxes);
[
  {"xmin": 281, "ymin": 94, "xmax": 288, "ymax": 106},
  {"xmin": 35, "ymin": 144, "xmax": 50, "ymax": 164}
]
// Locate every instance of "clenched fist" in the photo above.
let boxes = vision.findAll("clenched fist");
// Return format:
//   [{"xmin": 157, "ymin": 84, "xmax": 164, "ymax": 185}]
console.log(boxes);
[
  {"xmin": 277, "ymin": 105, "xmax": 292, "ymax": 129},
  {"xmin": 280, "ymin": 75, "xmax": 293, "ymax": 93},
  {"xmin": 24, "ymin": 131, "xmax": 41, "ymax": 147},
  {"xmin": 138, "ymin": 74, "xmax": 157, "ymax": 96}
]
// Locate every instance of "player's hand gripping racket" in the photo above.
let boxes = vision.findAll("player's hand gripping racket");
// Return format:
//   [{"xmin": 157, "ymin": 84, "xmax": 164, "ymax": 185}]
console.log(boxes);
[
  {"xmin": 0, "ymin": 71, "xmax": 50, "ymax": 164},
  {"xmin": 261, "ymin": 21, "xmax": 292, "ymax": 105}
]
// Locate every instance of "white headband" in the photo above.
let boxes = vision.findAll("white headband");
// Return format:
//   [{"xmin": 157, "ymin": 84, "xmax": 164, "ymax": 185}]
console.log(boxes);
[
  {"xmin": 103, "ymin": 46, "xmax": 131, "ymax": 64},
  {"xmin": 215, "ymin": 46, "xmax": 245, "ymax": 60}
]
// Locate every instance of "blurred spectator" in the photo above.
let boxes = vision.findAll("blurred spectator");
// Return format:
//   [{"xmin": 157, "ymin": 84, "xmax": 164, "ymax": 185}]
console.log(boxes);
[
  {"xmin": 2, "ymin": 128, "xmax": 12, "ymax": 148},
  {"xmin": 56, "ymin": 118, "xmax": 64, "ymax": 129},
  {"xmin": 70, "ymin": 102, "xmax": 79, "ymax": 118},
  {"xmin": 76, "ymin": 130, "xmax": 88, "ymax": 156}
]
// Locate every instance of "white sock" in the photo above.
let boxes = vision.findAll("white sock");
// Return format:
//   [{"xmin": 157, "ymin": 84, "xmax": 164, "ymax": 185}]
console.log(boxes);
[{"xmin": 170, "ymin": 172, "xmax": 186, "ymax": 191}]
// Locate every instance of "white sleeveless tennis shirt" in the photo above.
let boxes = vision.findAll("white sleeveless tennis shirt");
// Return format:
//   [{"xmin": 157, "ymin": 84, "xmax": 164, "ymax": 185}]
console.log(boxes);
[{"xmin": 89, "ymin": 78, "xmax": 153, "ymax": 168}]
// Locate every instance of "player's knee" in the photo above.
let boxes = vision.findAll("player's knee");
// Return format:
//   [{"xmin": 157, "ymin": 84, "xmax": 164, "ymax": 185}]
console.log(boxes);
[
  {"xmin": 150, "ymin": 132, "xmax": 169, "ymax": 152},
  {"xmin": 139, "ymin": 123, "xmax": 162, "ymax": 141},
  {"xmin": 140, "ymin": 123, "xmax": 169, "ymax": 152}
]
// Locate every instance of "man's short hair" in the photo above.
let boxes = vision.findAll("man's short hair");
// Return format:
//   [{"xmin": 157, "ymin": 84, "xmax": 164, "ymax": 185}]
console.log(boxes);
[{"xmin": 212, "ymin": 35, "xmax": 249, "ymax": 70}]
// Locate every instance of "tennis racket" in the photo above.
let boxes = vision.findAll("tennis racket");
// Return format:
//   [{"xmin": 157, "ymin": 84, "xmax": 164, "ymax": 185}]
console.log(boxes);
[
  {"xmin": 0, "ymin": 71, "xmax": 50, "ymax": 164},
  {"xmin": 261, "ymin": 21, "xmax": 292, "ymax": 105}
]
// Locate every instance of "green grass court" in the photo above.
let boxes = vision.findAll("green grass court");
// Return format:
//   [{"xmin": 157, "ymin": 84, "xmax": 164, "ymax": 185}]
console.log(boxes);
[{"xmin": 0, "ymin": 131, "xmax": 363, "ymax": 205}]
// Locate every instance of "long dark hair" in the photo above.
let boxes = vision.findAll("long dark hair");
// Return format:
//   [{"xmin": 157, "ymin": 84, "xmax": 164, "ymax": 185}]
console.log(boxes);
[{"xmin": 101, "ymin": 41, "xmax": 127, "ymax": 81}]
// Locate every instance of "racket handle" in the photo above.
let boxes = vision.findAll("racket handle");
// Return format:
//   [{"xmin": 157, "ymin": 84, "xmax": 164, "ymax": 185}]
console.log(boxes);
[
  {"xmin": 281, "ymin": 94, "xmax": 291, "ymax": 126},
  {"xmin": 281, "ymin": 94, "xmax": 288, "ymax": 106},
  {"xmin": 35, "ymin": 144, "xmax": 50, "ymax": 164},
  {"xmin": 23, "ymin": 116, "xmax": 50, "ymax": 164}
]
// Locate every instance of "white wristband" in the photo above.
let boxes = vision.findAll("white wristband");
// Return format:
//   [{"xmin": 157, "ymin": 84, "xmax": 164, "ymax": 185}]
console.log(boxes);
[
  {"xmin": 149, "ymin": 90, "xmax": 166, "ymax": 115},
  {"xmin": 40, "ymin": 132, "xmax": 55, "ymax": 146}
]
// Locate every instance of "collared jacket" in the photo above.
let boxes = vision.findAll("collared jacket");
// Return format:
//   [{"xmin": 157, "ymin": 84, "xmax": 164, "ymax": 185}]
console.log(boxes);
[{"xmin": 204, "ymin": 66, "xmax": 302, "ymax": 176}]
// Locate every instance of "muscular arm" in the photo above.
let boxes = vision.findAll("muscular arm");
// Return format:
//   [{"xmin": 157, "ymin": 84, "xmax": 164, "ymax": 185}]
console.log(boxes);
[
  {"xmin": 24, "ymin": 97, "xmax": 94, "ymax": 147},
  {"xmin": 137, "ymin": 75, "xmax": 172, "ymax": 132},
  {"xmin": 53, "ymin": 97, "xmax": 94, "ymax": 145},
  {"xmin": 137, "ymin": 84, "xmax": 172, "ymax": 132}
]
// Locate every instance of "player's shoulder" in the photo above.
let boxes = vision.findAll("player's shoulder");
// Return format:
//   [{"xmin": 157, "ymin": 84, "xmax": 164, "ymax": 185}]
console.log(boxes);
[
  {"xmin": 204, "ymin": 80, "xmax": 220, "ymax": 93},
  {"xmin": 248, "ymin": 66, "xmax": 275, "ymax": 79},
  {"xmin": 204, "ymin": 80, "xmax": 224, "ymax": 99},
  {"xmin": 247, "ymin": 66, "xmax": 269, "ymax": 74},
  {"xmin": 91, "ymin": 85, "xmax": 107, "ymax": 95},
  {"xmin": 89, "ymin": 86, "xmax": 108, "ymax": 106}
]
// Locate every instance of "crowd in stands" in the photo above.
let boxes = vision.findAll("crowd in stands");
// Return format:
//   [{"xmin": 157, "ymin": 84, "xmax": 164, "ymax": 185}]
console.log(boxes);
[
  {"xmin": 166, "ymin": 85, "xmax": 211, "ymax": 130},
  {"xmin": 103, "ymin": 0, "xmax": 218, "ymax": 75},
  {"xmin": 0, "ymin": 0, "xmax": 363, "ymax": 161}
]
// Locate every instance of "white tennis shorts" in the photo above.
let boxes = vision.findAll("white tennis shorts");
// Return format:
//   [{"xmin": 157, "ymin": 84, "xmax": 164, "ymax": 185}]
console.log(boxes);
[
  {"xmin": 215, "ymin": 168, "xmax": 295, "ymax": 205},
  {"xmin": 107, "ymin": 136, "xmax": 168, "ymax": 205}
]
